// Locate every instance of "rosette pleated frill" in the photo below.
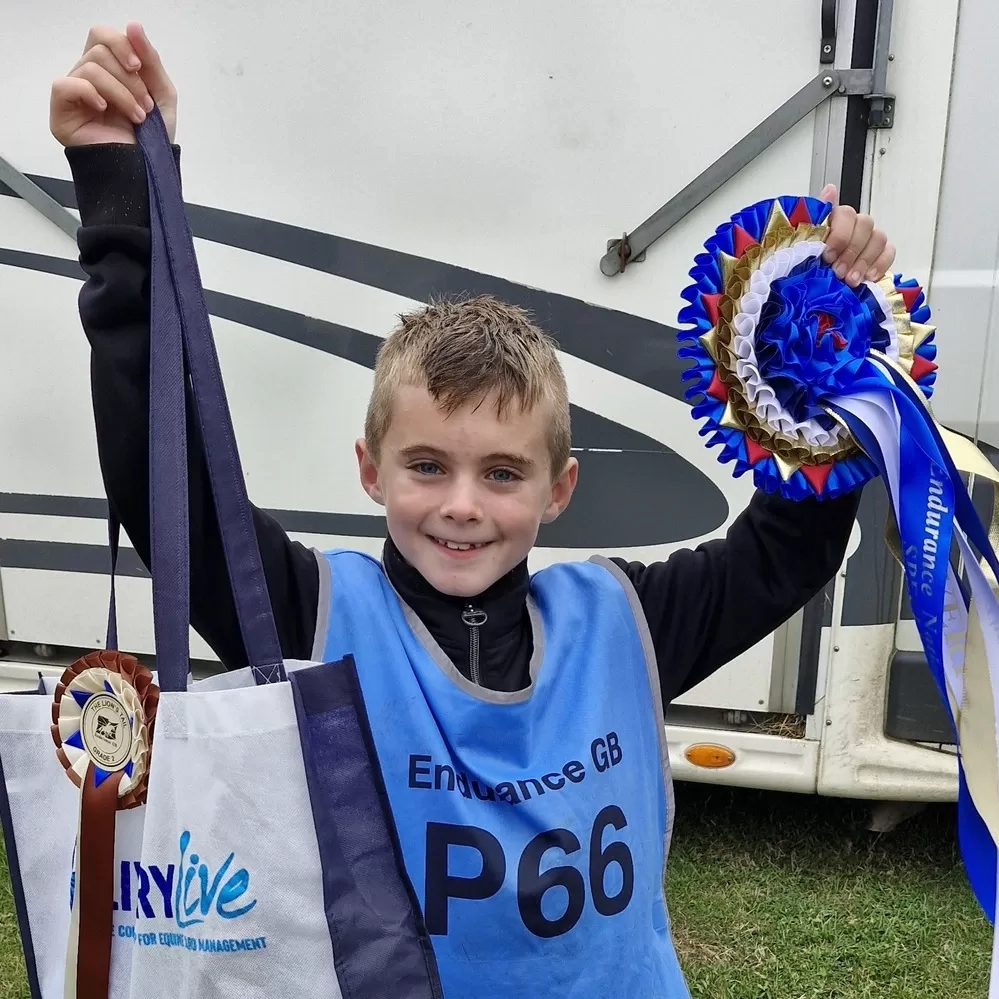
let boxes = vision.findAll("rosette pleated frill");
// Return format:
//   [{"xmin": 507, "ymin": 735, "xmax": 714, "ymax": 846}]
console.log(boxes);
[{"xmin": 677, "ymin": 195, "xmax": 937, "ymax": 501}]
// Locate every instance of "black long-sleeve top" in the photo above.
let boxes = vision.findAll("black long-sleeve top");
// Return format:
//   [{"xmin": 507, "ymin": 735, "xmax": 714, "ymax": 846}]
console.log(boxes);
[{"xmin": 67, "ymin": 143, "xmax": 860, "ymax": 707}]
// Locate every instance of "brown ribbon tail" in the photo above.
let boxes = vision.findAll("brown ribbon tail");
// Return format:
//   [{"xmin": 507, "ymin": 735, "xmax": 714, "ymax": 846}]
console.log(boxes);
[{"xmin": 76, "ymin": 765, "xmax": 123, "ymax": 999}]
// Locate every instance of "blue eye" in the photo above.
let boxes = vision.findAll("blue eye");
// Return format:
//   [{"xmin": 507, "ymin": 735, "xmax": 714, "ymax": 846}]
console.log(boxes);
[
  {"xmin": 489, "ymin": 468, "xmax": 518, "ymax": 482},
  {"xmin": 412, "ymin": 461, "xmax": 442, "ymax": 476}
]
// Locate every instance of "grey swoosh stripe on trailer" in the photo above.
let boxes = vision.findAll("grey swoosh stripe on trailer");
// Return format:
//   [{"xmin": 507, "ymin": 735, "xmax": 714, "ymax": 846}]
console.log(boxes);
[
  {"xmin": 1, "ymin": 175, "xmax": 688, "ymax": 399},
  {"xmin": 0, "ymin": 248, "xmax": 83, "ymax": 280},
  {"xmin": 0, "ymin": 494, "xmax": 107, "ymax": 519},
  {"xmin": 0, "ymin": 249, "xmax": 730, "ymax": 547},
  {"xmin": 0, "ymin": 248, "xmax": 668, "ymax": 451},
  {"xmin": 0, "ymin": 447, "xmax": 724, "ymax": 550},
  {"xmin": 0, "ymin": 495, "xmax": 385, "ymax": 543},
  {"xmin": 0, "ymin": 539, "xmax": 149, "ymax": 576},
  {"xmin": 1, "ymin": 471, "xmax": 730, "ymax": 555}
]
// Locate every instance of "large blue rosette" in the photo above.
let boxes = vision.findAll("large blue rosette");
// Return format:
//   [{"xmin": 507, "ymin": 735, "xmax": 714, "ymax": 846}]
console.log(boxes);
[
  {"xmin": 677, "ymin": 195, "xmax": 937, "ymax": 501},
  {"xmin": 678, "ymin": 197, "xmax": 999, "ymax": 993}
]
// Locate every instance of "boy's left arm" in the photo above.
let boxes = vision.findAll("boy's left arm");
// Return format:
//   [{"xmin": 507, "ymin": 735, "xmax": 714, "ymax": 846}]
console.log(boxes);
[
  {"xmin": 610, "ymin": 487, "xmax": 860, "ymax": 705},
  {"xmin": 610, "ymin": 188, "xmax": 895, "ymax": 708}
]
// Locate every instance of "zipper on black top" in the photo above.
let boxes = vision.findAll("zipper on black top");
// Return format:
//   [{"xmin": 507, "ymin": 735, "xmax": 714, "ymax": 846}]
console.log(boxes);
[{"xmin": 461, "ymin": 605, "xmax": 488, "ymax": 685}]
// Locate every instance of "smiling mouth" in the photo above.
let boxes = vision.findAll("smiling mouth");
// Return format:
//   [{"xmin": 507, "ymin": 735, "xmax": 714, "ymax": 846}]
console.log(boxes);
[{"xmin": 428, "ymin": 535, "xmax": 492, "ymax": 552}]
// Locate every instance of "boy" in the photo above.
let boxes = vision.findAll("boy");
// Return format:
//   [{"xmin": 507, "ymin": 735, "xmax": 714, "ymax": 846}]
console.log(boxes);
[{"xmin": 50, "ymin": 22, "xmax": 895, "ymax": 997}]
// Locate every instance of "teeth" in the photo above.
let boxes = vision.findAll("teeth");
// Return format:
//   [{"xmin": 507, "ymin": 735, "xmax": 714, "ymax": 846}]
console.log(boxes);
[{"xmin": 433, "ymin": 537, "xmax": 485, "ymax": 551}]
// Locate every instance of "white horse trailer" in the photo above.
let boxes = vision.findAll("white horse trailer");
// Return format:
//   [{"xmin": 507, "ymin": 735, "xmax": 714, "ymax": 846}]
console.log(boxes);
[{"xmin": 1, "ymin": 0, "xmax": 995, "ymax": 803}]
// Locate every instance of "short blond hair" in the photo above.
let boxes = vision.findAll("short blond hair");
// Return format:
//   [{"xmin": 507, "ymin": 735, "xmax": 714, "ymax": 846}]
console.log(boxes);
[{"xmin": 365, "ymin": 295, "xmax": 571, "ymax": 476}]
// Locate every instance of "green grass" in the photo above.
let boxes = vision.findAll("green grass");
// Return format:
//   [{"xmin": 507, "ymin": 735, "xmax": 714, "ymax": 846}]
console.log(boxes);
[
  {"xmin": 0, "ymin": 786, "xmax": 990, "ymax": 998},
  {"xmin": 0, "ymin": 840, "xmax": 27, "ymax": 999},
  {"xmin": 668, "ymin": 783, "xmax": 991, "ymax": 998}
]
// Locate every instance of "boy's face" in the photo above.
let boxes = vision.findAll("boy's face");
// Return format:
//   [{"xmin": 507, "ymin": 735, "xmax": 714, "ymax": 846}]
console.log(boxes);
[{"xmin": 356, "ymin": 384, "xmax": 578, "ymax": 598}]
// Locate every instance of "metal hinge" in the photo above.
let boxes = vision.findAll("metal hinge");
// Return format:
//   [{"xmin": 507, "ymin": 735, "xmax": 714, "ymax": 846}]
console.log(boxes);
[
  {"xmin": 599, "ymin": 0, "xmax": 897, "ymax": 276},
  {"xmin": 865, "ymin": 0, "xmax": 897, "ymax": 131}
]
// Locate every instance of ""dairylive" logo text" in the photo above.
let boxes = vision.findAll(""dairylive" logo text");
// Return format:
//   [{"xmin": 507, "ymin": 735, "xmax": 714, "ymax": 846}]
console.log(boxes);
[{"xmin": 72, "ymin": 831, "xmax": 266, "ymax": 955}]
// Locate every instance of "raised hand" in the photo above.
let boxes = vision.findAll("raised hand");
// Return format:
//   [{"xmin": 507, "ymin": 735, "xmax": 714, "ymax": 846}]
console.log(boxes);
[
  {"xmin": 819, "ymin": 183, "xmax": 896, "ymax": 288},
  {"xmin": 50, "ymin": 23, "xmax": 177, "ymax": 148}
]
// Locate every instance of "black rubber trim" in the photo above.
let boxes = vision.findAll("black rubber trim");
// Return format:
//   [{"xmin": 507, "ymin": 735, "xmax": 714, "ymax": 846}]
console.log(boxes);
[
  {"xmin": 821, "ymin": 0, "xmax": 839, "ymax": 63},
  {"xmin": 840, "ymin": 0, "xmax": 879, "ymax": 209},
  {"xmin": 885, "ymin": 650, "xmax": 955, "ymax": 744},
  {"xmin": 795, "ymin": 581, "xmax": 835, "ymax": 714}
]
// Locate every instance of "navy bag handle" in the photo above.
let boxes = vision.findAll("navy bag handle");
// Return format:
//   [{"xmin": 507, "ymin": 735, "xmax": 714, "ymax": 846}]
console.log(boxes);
[{"xmin": 106, "ymin": 107, "xmax": 286, "ymax": 692}]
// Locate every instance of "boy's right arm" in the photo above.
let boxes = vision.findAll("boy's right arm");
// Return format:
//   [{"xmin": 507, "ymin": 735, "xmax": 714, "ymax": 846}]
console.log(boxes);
[{"xmin": 55, "ymin": 24, "xmax": 320, "ymax": 669}]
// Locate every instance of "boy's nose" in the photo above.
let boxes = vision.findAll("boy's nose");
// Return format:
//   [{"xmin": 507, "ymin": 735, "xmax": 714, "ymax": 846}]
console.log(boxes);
[{"xmin": 440, "ymin": 479, "xmax": 483, "ymax": 522}]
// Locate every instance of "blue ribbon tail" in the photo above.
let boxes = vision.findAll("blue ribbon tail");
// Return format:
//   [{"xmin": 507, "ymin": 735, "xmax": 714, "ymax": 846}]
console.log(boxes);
[{"xmin": 829, "ymin": 371, "xmax": 999, "ymax": 927}]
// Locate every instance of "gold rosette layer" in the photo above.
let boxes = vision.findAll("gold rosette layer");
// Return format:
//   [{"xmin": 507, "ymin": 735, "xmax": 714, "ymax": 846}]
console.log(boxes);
[{"xmin": 699, "ymin": 206, "xmax": 935, "ymax": 480}]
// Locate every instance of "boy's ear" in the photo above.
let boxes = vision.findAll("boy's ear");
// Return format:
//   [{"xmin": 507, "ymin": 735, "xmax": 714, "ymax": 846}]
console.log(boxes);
[
  {"xmin": 356, "ymin": 438, "xmax": 385, "ymax": 506},
  {"xmin": 541, "ymin": 456, "xmax": 579, "ymax": 524}
]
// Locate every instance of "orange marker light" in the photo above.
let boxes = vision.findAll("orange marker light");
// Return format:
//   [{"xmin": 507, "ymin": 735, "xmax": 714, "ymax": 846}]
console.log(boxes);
[{"xmin": 683, "ymin": 744, "xmax": 736, "ymax": 769}]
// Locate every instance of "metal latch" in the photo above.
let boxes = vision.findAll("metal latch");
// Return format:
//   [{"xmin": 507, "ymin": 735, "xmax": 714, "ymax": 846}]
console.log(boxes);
[{"xmin": 867, "ymin": 95, "xmax": 895, "ymax": 129}]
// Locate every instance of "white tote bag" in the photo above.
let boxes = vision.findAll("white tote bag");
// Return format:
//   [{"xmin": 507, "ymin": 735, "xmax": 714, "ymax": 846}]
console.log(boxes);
[
  {"xmin": 0, "ymin": 670, "xmax": 340, "ymax": 999},
  {"xmin": 0, "ymin": 107, "xmax": 442, "ymax": 999}
]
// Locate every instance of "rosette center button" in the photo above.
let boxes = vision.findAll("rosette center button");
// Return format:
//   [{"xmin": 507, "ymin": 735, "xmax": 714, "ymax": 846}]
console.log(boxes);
[{"xmin": 80, "ymin": 693, "xmax": 133, "ymax": 771}]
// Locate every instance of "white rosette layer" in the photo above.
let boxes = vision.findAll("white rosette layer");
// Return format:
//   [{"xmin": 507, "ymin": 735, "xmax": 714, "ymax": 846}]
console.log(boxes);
[
  {"xmin": 730, "ymin": 240, "xmax": 900, "ymax": 446},
  {"xmin": 57, "ymin": 666, "xmax": 151, "ymax": 797}
]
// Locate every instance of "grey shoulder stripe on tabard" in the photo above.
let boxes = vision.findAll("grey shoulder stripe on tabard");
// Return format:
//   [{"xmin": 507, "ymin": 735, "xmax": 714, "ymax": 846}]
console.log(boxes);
[
  {"xmin": 588, "ymin": 554, "xmax": 677, "ymax": 863},
  {"xmin": 310, "ymin": 548, "xmax": 333, "ymax": 662}
]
